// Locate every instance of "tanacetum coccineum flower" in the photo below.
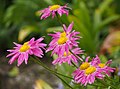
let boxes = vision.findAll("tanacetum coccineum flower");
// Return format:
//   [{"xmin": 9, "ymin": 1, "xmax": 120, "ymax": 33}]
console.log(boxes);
[
  {"xmin": 40, "ymin": 4, "xmax": 69, "ymax": 19},
  {"xmin": 46, "ymin": 22, "xmax": 80, "ymax": 56},
  {"xmin": 92, "ymin": 55, "xmax": 115, "ymax": 76},
  {"xmin": 52, "ymin": 48, "xmax": 83, "ymax": 65},
  {"xmin": 73, "ymin": 56, "xmax": 105, "ymax": 86},
  {"xmin": 7, "ymin": 37, "xmax": 46, "ymax": 66}
]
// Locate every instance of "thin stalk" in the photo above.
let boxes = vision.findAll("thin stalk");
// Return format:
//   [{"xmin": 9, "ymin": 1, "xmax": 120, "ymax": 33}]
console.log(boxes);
[
  {"xmin": 69, "ymin": 50, "xmax": 83, "ymax": 62},
  {"xmin": 56, "ymin": 13, "xmax": 66, "ymax": 32},
  {"xmin": 71, "ymin": 61, "xmax": 78, "ymax": 68},
  {"xmin": 31, "ymin": 56, "xmax": 74, "ymax": 89},
  {"xmin": 56, "ymin": 13, "xmax": 64, "ymax": 26},
  {"xmin": 32, "ymin": 56, "xmax": 73, "ymax": 79}
]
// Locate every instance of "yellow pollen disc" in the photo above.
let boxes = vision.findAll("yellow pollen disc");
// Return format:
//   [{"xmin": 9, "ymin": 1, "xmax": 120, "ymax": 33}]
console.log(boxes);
[
  {"xmin": 80, "ymin": 62, "xmax": 90, "ymax": 70},
  {"xmin": 98, "ymin": 63, "xmax": 105, "ymax": 68},
  {"xmin": 50, "ymin": 5, "xmax": 60, "ymax": 11},
  {"xmin": 85, "ymin": 66, "xmax": 96, "ymax": 75},
  {"xmin": 57, "ymin": 37, "xmax": 68, "ymax": 45},
  {"xmin": 60, "ymin": 32, "xmax": 66, "ymax": 37},
  {"xmin": 64, "ymin": 51, "xmax": 71, "ymax": 56},
  {"xmin": 19, "ymin": 42, "xmax": 30, "ymax": 52}
]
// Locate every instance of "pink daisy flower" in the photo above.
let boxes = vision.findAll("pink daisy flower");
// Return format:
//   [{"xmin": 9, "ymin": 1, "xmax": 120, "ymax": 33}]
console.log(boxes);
[
  {"xmin": 73, "ymin": 56, "xmax": 104, "ymax": 86},
  {"xmin": 40, "ymin": 4, "xmax": 69, "ymax": 19},
  {"xmin": 46, "ymin": 22, "xmax": 80, "ymax": 56},
  {"xmin": 52, "ymin": 48, "xmax": 83, "ymax": 65},
  {"xmin": 7, "ymin": 37, "xmax": 46, "ymax": 66},
  {"xmin": 92, "ymin": 55, "xmax": 115, "ymax": 76}
]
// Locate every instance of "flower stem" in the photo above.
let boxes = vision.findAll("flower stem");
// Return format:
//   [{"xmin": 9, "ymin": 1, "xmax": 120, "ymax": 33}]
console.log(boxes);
[
  {"xmin": 56, "ymin": 13, "xmax": 66, "ymax": 32},
  {"xmin": 71, "ymin": 61, "xmax": 78, "ymax": 68},
  {"xmin": 69, "ymin": 50, "xmax": 83, "ymax": 62},
  {"xmin": 56, "ymin": 13, "xmax": 64, "ymax": 26},
  {"xmin": 32, "ymin": 56, "xmax": 73, "ymax": 79},
  {"xmin": 31, "ymin": 56, "xmax": 74, "ymax": 89}
]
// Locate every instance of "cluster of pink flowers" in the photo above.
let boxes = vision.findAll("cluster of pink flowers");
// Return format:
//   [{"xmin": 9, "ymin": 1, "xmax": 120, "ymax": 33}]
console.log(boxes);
[
  {"xmin": 46, "ymin": 22, "xmax": 83, "ymax": 65},
  {"xmin": 73, "ymin": 55, "xmax": 115, "ymax": 86},
  {"xmin": 6, "ymin": 4, "xmax": 115, "ymax": 86}
]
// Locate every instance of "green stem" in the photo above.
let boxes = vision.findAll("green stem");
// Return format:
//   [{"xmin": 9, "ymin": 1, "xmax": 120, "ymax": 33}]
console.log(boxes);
[
  {"xmin": 56, "ymin": 13, "xmax": 66, "ymax": 31},
  {"xmin": 69, "ymin": 50, "xmax": 83, "ymax": 62},
  {"xmin": 32, "ymin": 56, "xmax": 73, "ymax": 79},
  {"xmin": 71, "ymin": 61, "xmax": 78, "ymax": 68},
  {"xmin": 31, "ymin": 56, "xmax": 74, "ymax": 89}
]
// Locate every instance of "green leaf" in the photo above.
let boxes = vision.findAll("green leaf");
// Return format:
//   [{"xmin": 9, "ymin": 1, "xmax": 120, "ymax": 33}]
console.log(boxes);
[
  {"xmin": 46, "ymin": 26, "xmax": 63, "ymax": 33},
  {"xmin": 8, "ymin": 67, "xmax": 19, "ymax": 77},
  {"xmin": 18, "ymin": 25, "xmax": 40, "ymax": 42},
  {"xmin": 68, "ymin": 15, "xmax": 96, "ymax": 54},
  {"xmin": 93, "ymin": 9, "xmax": 102, "ymax": 31},
  {"xmin": 99, "ymin": 0, "xmax": 113, "ymax": 14},
  {"xmin": 79, "ymin": 2, "xmax": 92, "ymax": 29},
  {"xmin": 99, "ymin": 55, "xmax": 108, "ymax": 63},
  {"xmin": 98, "ymin": 15, "xmax": 120, "ymax": 31},
  {"xmin": 68, "ymin": 15, "xmax": 90, "ymax": 36}
]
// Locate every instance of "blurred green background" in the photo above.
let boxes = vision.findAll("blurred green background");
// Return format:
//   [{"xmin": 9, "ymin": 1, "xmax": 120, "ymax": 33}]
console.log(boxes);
[{"xmin": 0, "ymin": 0, "xmax": 120, "ymax": 89}]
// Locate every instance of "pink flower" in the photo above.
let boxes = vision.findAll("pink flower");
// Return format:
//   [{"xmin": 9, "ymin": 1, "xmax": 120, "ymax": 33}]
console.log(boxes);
[
  {"xmin": 92, "ymin": 55, "xmax": 115, "ymax": 76},
  {"xmin": 73, "ymin": 55, "xmax": 115, "ymax": 86},
  {"xmin": 46, "ymin": 22, "xmax": 80, "ymax": 56},
  {"xmin": 7, "ymin": 37, "xmax": 46, "ymax": 66},
  {"xmin": 40, "ymin": 4, "xmax": 69, "ymax": 19},
  {"xmin": 73, "ymin": 56, "xmax": 104, "ymax": 86},
  {"xmin": 52, "ymin": 48, "xmax": 83, "ymax": 65}
]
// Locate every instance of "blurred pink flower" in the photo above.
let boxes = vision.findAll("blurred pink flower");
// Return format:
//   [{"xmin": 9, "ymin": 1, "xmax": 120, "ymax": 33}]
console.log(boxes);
[
  {"xmin": 40, "ymin": 4, "xmax": 69, "ymax": 19},
  {"xmin": 52, "ymin": 48, "xmax": 83, "ymax": 65},
  {"xmin": 7, "ymin": 37, "xmax": 46, "ymax": 66},
  {"xmin": 46, "ymin": 22, "xmax": 80, "ymax": 56}
]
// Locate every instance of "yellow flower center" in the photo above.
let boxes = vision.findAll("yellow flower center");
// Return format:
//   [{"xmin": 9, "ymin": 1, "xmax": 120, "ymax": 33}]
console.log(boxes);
[
  {"xmin": 64, "ymin": 51, "xmax": 71, "ymax": 56},
  {"xmin": 50, "ymin": 5, "xmax": 60, "ymax": 11},
  {"xmin": 85, "ymin": 66, "xmax": 96, "ymax": 75},
  {"xmin": 19, "ymin": 42, "xmax": 30, "ymax": 52},
  {"xmin": 57, "ymin": 37, "xmax": 68, "ymax": 45},
  {"xmin": 57, "ymin": 32, "xmax": 68, "ymax": 45},
  {"xmin": 80, "ymin": 62, "xmax": 90, "ymax": 70},
  {"xmin": 98, "ymin": 63, "xmax": 105, "ymax": 68},
  {"xmin": 60, "ymin": 32, "xmax": 66, "ymax": 37}
]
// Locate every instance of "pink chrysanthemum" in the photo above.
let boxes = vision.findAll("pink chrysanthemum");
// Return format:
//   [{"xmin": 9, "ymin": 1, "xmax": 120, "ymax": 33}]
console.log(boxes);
[
  {"xmin": 7, "ymin": 37, "xmax": 46, "ymax": 66},
  {"xmin": 92, "ymin": 55, "xmax": 115, "ymax": 76},
  {"xmin": 52, "ymin": 48, "xmax": 83, "ymax": 65},
  {"xmin": 73, "ymin": 55, "xmax": 115, "ymax": 86},
  {"xmin": 40, "ymin": 4, "xmax": 69, "ymax": 19},
  {"xmin": 73, "ymin": 56, "xmax": 104, "ymax": 86},
  {"xmin": 46, "ymin": 22, "xmax": 80, "ymax": 56}
]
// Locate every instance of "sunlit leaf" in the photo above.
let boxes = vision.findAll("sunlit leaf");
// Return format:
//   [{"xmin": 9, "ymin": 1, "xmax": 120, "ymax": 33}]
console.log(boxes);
[
  {"xmin": 46, "ymin": 26, "xmax": 63, "ymax": 32},
  {"xmin": 34, "ymin": 79, "xmax": 53, "ymax": 89},
  {"xmin": 93, "ymin": 9, "xmax": 101, "ymax": 31},
  {"xmin": 18, "ymin": 25, "xmax": 39, "ymax": 42},
  {"xmin": 99, "ymin": 0, "xmax": 113, "ymax": 14},
  {"xmin": 8, "ymin": 67, "xmax": 19, "ymax": 77},
  {"xmin": 98, "ymin": 15, "xmax": 120, "ymax": 31}
]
